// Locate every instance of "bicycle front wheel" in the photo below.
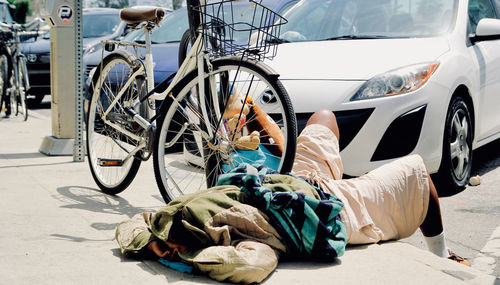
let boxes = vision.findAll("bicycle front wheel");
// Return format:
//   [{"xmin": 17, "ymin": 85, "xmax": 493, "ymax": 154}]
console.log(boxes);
[
  {"xmin": 153, "ymin": 57, "xmax": 297, "ymax": 203},
  {"xmin": 16, "ymin": 58, "xmax": 28, "ymax": 121},
  {"xmin": 0, "ymin": 53, "xmax": 8, "ymax": 115},
  {"xmin": 86, "ymin": 51, "xmax": 144, "ymax": 194}
]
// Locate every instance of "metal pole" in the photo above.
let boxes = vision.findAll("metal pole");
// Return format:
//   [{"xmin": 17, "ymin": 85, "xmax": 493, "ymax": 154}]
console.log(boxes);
[{"xmin": 73, "ymin": 0, "xmax": 84, "ymax": 162}]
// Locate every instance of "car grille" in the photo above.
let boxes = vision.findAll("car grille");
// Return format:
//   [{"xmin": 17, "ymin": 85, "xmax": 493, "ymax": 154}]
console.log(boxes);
[
  {"xmin": 296, "ymin": 108, "xmax": 374, "ymax": 152},
  {"xmin": 84, "ymin": 65, "xmax": 96, "ymax": 80}
]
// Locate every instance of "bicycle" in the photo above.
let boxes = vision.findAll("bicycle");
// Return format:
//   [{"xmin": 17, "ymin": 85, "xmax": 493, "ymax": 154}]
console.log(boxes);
[
  {"xmin": 0, "ymin": 19, "xmax": 40, "ymax": 120},
  {"xmin": 86, "ymin": 0, "xmax": 297, "ymax": 203}
]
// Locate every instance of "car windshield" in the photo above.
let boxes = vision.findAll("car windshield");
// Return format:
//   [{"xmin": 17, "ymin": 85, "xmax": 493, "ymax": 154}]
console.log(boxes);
[
  {"xmin": 83, "ymin": 13, "xmax": 121, "ymax": 38},
  {"xmin": 122, "ymin": 28, "xmax": 143, "ymax": 42},
  {"xmin": 280, "ymin": 0, "xmax": 457, "ymax": 42},
  {"xmin": 205, "ymin": 1, "xmax": 283, "ymax": 42},
  {"xmin": 149, "ymin": 9, "xmax": 188, "ymax": 43},
  {"xmin": 0, "ymin": 3, "xmax": 13, "ymax": 23},
  {"xmin": 135, "ymin": 1, "xmax": 281, "ymax": 44}
]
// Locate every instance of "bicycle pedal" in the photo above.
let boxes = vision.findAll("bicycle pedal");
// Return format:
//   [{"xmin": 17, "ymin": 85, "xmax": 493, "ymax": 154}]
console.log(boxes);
[{"xmin": 98, "ymin": 158, "xmax": 124, "ymax": 167}]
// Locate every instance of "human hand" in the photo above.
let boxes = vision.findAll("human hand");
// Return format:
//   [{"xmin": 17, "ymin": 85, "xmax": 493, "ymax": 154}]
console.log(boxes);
[{"xmin": 146, "ymin": 240, "xmax": 188, "ymax": 261}]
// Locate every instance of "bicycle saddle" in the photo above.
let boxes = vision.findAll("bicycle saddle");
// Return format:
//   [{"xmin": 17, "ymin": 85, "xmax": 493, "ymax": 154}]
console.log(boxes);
[{"xmin": 120, "ymin": 7, "xmax": 165, "ymax": 25}]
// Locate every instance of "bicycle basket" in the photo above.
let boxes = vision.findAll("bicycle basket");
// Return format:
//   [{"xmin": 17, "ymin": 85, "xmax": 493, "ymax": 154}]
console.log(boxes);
[{"xmin": 194, "ymin": 0, "xmax": 287, "ymax": 61}]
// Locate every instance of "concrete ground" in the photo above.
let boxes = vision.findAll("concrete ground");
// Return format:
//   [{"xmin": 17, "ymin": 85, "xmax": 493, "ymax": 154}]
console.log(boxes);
[{"xmin": 0, "ymin": 110, "xmax": 498, "ymax": 284}]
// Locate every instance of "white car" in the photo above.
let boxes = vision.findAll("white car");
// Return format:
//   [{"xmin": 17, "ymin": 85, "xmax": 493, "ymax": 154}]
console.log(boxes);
[{"xmin": 266, "ymin": 0, "xmax": 500, "ymax": 195}]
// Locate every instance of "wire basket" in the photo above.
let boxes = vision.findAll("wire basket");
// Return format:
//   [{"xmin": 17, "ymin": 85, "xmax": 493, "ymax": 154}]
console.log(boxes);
[{"xmin": 194, "ymin": 0, "xmax": 287, "ymax": 61}]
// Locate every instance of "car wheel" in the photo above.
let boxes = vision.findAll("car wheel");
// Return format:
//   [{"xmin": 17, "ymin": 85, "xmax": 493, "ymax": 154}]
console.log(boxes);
[{"xmin": 436, "ymin": 96, "xmax": 472, "ymax": 196}]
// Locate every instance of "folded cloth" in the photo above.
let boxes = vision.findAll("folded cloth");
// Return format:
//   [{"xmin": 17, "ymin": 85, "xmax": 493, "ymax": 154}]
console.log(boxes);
[{"xmin": 217, "ymin": 164, "xmax": 347, "ymax": 261}]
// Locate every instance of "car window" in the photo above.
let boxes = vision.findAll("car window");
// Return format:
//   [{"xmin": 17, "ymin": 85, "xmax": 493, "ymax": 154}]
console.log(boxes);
[
  {"xmin": 83, "ymin": 13, "xmax": 122, "ymax": 38},
  {"xmin": 0, "ymin": 3, "xmax": 13, "ymax": 23},
  {"xmin": 134, "ymin": 1, "xmax": 288, "ymax": 44},
  {"xmin": 149, "ymin": 9, "xmax": 189, "ymax": 43},
  {"xmin": 469, "ymin": 0, "xmax": 497, "ymax": 32},
  {"xmin": 280, "ymin": 0, "xmax": 457, "ymax": 42}
]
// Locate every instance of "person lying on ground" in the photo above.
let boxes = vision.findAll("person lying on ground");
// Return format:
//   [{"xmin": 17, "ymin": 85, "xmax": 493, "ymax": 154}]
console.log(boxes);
[{"xmin": 115, "ymin": 109, "xmax": 469, "ymax": 284}]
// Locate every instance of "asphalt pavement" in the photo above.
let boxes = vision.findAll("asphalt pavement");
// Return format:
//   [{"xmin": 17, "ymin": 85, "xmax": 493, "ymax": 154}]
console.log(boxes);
[
  {"xmin": 0, "ymin": 105, "xmax": 498, "ymax": 284},
  {"xmin": 401, "ymin": 136, "xmax": 500, "ymax": 277}
]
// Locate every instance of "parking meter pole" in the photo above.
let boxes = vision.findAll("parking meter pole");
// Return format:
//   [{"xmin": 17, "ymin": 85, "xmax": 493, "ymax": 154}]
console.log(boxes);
[
  {"xmin": 39, "ymin": 0, "xmax": 84, "ymax": 162},
  {"xmin": 73, "ymin": 0, "xmax": 84, "ymax": 161}
]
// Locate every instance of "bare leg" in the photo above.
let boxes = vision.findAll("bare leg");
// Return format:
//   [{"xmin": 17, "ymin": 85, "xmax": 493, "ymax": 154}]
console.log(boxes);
[
  {"xmin": 308, "ymin": 109, "xmax": 445, "ymax": 236},
  {"xmin": 420, "ymin": 170, "xmax": 444, "ymax": 237},
  {"xmin": 306, "ymin": 109, "xmax": 340, "ymax": 141},
  {"xmin": 305, "ymin": 110, "xmax": 467, "ymax": 262}
]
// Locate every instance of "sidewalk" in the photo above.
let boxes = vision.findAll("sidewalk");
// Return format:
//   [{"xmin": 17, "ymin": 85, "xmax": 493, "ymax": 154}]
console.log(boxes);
[{"xmin": 0, "ymin": 110, "xmax": 497, "ymax": 285}]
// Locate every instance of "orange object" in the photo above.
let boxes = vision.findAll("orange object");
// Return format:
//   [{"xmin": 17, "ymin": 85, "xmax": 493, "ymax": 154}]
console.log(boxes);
[
  {"xmin": 222, "ymin": 91, "xmax": 250, "ymax": 119},
  {"xmin": 246, "ymin": 104, "xmax": 284, "ymax": 157}
]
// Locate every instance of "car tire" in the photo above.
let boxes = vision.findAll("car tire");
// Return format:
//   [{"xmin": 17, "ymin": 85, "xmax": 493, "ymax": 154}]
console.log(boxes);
[
  {"xmin": 178, "ymin": 29, "xmax": 191, "ymax": 68},
  {"xmin": 436, "ymin": 96, "xmax": 472, "ymax": 196}
]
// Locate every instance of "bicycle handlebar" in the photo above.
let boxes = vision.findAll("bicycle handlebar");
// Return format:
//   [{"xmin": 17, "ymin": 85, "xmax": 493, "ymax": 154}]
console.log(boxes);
[
  {"xmin": 22, "ymin": 17, "xmax": 43, "ymax": 31},
  {"xmin": 0, "ymin": 17, "xmax": 43, "ymax": 32}
]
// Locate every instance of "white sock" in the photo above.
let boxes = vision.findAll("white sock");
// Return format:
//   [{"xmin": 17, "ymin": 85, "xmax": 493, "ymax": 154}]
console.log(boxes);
[{"xmin": 424, "ymin": 231, "xmax": 449, "ymax": 258}]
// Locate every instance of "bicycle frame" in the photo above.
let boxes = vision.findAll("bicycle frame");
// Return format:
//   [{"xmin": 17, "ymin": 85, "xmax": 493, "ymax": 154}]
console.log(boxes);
[{"xmin": 96, "ymin": 0, "xmax": 233, "ymax": 164}]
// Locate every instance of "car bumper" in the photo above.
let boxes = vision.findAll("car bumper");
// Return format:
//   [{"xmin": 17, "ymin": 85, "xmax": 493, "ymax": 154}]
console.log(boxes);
[
  {"xmin": 26, "ymin": 62, "xmax": 50, "ymax": 95},
  {"xmin": 280, "ymin": 78, "xmax": 448, "ymax": 176}
]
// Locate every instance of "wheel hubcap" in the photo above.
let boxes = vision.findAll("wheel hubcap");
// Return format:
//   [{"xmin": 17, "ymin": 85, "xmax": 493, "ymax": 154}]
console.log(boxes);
[{"xmin": 449, "ymin": 110, "xmax": 469, "ymax": 180}]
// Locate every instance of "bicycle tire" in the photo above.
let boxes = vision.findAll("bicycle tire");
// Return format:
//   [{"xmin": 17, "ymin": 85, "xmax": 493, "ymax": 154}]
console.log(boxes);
[
  {"xmin": 153, "ymin": 57, "xmax": 297, "ymax": 203},
  {"xmin": 0, "ymin": 53, "xmax": 8, "ymax": 115},
  {"xmin": 86, "ymin": 51, "xmax": 144, "ymax": 194},
  {"xmin": 16, "ymin": 58, "xmax": 28, "ymax": 121},
  {"xmin": 8, "ymin": 71, "xmax": 16, "ymax": 117}
]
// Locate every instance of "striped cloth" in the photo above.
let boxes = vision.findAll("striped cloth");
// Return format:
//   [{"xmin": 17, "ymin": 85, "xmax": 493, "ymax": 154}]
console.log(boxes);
[{"xmin": 216, "ymin": 164, "xmax": 347, "ymax": 261}]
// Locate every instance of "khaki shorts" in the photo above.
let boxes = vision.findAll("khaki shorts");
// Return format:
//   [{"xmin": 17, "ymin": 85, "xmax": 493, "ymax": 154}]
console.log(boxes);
[{"xmin": 292, "ymin": 124, "xmax": 430, "ymax": 244}]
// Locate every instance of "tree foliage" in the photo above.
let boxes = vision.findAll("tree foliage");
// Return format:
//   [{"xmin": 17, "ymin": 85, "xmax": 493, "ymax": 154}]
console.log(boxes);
[
  {"xmin": 8, "ymin": 0, "xmax": 29, "ymax": 24},
  {"xmin": 95, "ymin": 0, "xmax": 129, "ymax": 9}
]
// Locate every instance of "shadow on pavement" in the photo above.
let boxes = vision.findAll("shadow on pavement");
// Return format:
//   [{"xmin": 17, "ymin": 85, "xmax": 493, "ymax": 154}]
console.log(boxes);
[
  {"xmin": 471, "ymin": 137, "xmax": 500, "ymax": 177},
  {"xmin": 0, "ymin": 161, "xmax": 73, "ymax": 169},
  {"xmin": 0, "ymin": 152, "xmax": 48, "ymax": 159},
  {"xmin": 277, "ymin": 258, "xmax": 342, "ymax": 270},
  {"xmin": 51, "ymin": 233, "xmax": 112, "ymax": 243},
  {"xmin": 55, "ymin": 185, "xmax": 158, "ymax": 233}
]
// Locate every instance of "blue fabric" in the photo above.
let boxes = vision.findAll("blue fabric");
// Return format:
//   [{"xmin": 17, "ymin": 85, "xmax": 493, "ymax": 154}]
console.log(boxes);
[
  {"xmin": 158, "ymin": 258, "xmax": 194, "ymax": 273},
  {"xmin": 222, "ymin": 146, "xmax": 280, "ymax": 172}
]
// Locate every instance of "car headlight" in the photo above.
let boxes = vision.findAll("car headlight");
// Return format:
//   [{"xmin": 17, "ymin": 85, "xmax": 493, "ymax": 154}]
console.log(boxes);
[
  {"xmin": 84, "ymin": 43, "xmax": 98, "ymax": 55},
  {"xmin": 351, "ymin": 62, "xmax": 439, "ymax": 101}
]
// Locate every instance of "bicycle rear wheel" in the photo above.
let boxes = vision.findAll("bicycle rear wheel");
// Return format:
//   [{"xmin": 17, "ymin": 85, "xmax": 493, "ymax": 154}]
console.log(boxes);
[
  {"xmin": 153, "ymin": 57, "xmax": 296, "ymax": 203},
  {"xmin": 7, "ymin": 72, "xmax": 16, "ymax": 116},
  {"xmin": 15, "ymin": 58, "xmax": 28, "ymax": 121},
  {"xmin": 86, "ymin": 51, "xmax": 145, "ymax": 194}
]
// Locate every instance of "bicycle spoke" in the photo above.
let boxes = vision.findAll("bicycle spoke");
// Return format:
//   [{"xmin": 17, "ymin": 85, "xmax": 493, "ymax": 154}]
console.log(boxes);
[{"xmin": 87, "ymin": 54, "xmax": 143, "ymax": 193}]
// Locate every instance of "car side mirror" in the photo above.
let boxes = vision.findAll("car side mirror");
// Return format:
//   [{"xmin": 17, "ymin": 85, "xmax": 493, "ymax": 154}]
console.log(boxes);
[{"xmin": 471, "ymin": 18, "xmax": 500, "ymax": 43}]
